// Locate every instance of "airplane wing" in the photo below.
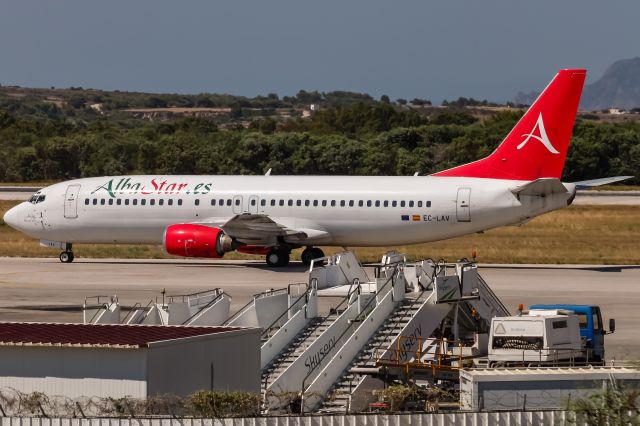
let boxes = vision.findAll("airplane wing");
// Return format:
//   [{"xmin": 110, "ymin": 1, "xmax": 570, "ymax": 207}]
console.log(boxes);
[{"xmin": 193, "ymin": 214, "xmax": 329, "ymax": 245}]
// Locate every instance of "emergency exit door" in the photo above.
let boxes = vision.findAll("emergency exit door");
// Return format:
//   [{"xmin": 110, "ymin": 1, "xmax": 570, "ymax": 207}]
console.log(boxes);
[
  {"xmin": 64, "ymin": 184, "xmax": 81, "ymax": 219},
  {"xmin": 456, "ymin": 187, "xmax": 471, "ymax": 222}
]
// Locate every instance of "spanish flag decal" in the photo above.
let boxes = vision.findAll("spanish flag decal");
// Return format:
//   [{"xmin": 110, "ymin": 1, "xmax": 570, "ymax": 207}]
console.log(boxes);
[{"xmin": 412, "ymin": 215, "xmax": 421, "ymax": 221}]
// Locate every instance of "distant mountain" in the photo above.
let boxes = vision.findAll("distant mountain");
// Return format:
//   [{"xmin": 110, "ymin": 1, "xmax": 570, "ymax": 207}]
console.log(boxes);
[
  {"xmin": 581, "ymin": 57, "xmax": 640, "ymax": 110},
  {"xmin": 514, "ymin": 58, "xmax": 640, "ymax": 110}
]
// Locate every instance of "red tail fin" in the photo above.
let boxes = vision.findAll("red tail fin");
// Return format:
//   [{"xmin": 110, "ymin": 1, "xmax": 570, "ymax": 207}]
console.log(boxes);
[{"xmin": 433, "ymin": 69, "xmax": 586, "ymax": 180}]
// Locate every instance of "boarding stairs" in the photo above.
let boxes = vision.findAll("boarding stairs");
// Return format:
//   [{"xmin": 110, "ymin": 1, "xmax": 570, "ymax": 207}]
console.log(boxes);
[{"xmin": 83, "ymin": 295, "xmax": 121, "ymax": 324}]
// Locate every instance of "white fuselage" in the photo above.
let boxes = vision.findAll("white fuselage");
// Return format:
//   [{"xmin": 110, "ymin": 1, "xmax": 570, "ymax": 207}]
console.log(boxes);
[{"xmin": 5, "ymin": 175, "xmax": 574, "ymax": 247}]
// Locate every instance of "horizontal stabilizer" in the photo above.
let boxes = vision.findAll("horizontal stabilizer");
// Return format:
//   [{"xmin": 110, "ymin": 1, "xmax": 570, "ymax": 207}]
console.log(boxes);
[
  {"xmin": 511, "ymin": 178, "xmax": 568, "ymax": 197},
  {"xmin": 573, "ymin": 176, "xmax": 633, "ymax": 189}
]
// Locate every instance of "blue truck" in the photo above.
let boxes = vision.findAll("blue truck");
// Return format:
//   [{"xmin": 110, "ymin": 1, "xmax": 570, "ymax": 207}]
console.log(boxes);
[{"xmin": 528, "ymin": 304, "xmax": 615, "ymax": 363}]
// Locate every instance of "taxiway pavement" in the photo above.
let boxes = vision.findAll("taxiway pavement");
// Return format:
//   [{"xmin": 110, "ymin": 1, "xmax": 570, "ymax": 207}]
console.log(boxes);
[{"xmin": 0, "ymin": 257, "xmax": 638, "ymax": 360}]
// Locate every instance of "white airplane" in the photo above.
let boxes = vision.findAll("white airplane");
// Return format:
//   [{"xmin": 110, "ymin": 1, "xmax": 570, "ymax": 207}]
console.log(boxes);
[{"xmin": 3, "ymin": 69, "xmax": 630, "ymax": 267}]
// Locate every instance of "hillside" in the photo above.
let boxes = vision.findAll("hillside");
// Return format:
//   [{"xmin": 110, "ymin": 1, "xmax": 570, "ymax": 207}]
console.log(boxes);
[
  {"xmin": 581, "ymin": 57, "xmax": 640, "ymax": 110},
  {"xmin": 515, "ymin": 58, "xmax": 640, "ymax": 111}
]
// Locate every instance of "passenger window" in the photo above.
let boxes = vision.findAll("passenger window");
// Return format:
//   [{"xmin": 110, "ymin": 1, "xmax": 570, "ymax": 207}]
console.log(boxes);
[
  {"xmin": 279, "ymin": 200, "xmax": 284, "ymax": 206},
  {"xmin": 383, "ymin": 200, "xmax": 388, "ymax": 207},
  {"xmin": 288, "ymin": 199, "xmax": 293, "ymax": 206},
  {"xmin": 100, "ymin": 199, "xmax": 106, "ymax": 205},
  {"xmin": 271, "ymin": 200, "xmax": 276, "ymax": 206},
  {"xmin": 296, "ymin": 200, "xmax": 301, "ymax": 206},
  {"xmin": 125, "ymin": 199, "xmax": 130, "ymax": 206},
  {"xmin": 322, "ymin": 200, "xmax": 327, "ymax": 207},
  {"xmin": 418, "ymin": 201, "xmax": 422, "ymax": 207},
  {"xmin": 159, "ymin": 199, "xmax": 164, "ymax": 206},
  {"xmin": 178, "ymin": 199, "xmax": 182, "ymax": 206},
  {"xmin": 261, "ymin": 199, "xmax": 266, "ymax": 207},
  {"xmin": 226, "ymin": 199, "xmax": 232, "ymax": 206},
  {"xmin": 426, "ymin": 201, "xmax": 431, "ymax": 207},
  {"xmin": 141, "ymin": 199, "xmax": 146, "ymax": 206},
  {"xmin": 117, "ymin": 199, "xmax": 122, "ymax": 206},
  {"xmin": 409, "ymin": 201, "xmax": 414, "ymax": 207},
  {"xmin": 219, "ymin": 198, "xmax": 224, "ymax": 205},
  {"xmin": 400, "ymin": 201, "xmax": 406, "ymax": 207},
  {"xmin": 375, "ymin": 200, "xmax": 380, "ymax": 207},
  {"xmin": 340, "ymin": 200, "xmax": 345, "ymax": 207},
  {"xmin": 349, "ymin": 200, "xmax": 354, "ymax": 207},
  {"xmin": 85, "ymin": 199, "xmax": 89, "ymax": 205},
  {"xmin": 150, "ymin": 199, "xmax": 155, "ymax": 206},
  {"xmin": 313, "ymin": 200, "xmax": 318, "ymax": 207},
  {"xmin": 234, "ymin": 199, "xmax": 240, "ymax": 206},
  {"xmin": 195, "ymin": 199, "xmax": 199, "ymax": 206},
  {"xmin": 133, "ymin": 199, "xmax": 138, "ymax": 206},
  {"xmin": 331, "ymin": 200, "xmax": 336, "ymax": 207},
  {"xmin": 211, "ymin": 199, "xmax": 216, "ymax": 206},
  {"xmin": 367, "ymin": 200, "xmax": 372, "ymax": 207},
  {"xmin": 358, "ymin": 200, "xmax": 364, "ymax": 207},
  {"xmin": 305, "ymin": 200, "xmax": 310, "ymax": 207},
  {"xmin": 168, "ymin": 199, "xmax": 173, "ymax": 206},
  {"xmin": 251, "ymin": 199, "xmax": 256, "ymax": 206},
  {"xmin": 392, "ymin": 201, "xmax": 397, "ymax": 207},
  {"xmin": 108, "ymin": 199, "xmax": 113, "ymax": 205},
  {"xmin": 92, "ymin": 199, "xmax": 97, "ymax": 205}
]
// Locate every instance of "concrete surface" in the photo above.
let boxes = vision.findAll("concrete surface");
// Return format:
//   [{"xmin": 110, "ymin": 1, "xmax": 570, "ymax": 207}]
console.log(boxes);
[{"xmin": 0, "ymin": 257, "xmax": 637, "ymax": 360}]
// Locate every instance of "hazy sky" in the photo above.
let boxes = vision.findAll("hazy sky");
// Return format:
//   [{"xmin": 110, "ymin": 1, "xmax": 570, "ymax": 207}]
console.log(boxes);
[{"xmin": 0, "ymin": 1, "xmax": 637, "ymax": 103}]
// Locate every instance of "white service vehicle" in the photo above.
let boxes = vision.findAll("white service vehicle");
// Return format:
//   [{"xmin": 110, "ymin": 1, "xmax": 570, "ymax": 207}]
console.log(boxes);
[{"xmin": 488, "ymin": 311, "xmax": 583, "ymax": 367}]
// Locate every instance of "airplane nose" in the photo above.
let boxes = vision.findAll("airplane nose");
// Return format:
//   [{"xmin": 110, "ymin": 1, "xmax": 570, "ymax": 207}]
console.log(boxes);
[{"xmin": 3, "ymin": 205, "xmax": 20, "ymax": 229}]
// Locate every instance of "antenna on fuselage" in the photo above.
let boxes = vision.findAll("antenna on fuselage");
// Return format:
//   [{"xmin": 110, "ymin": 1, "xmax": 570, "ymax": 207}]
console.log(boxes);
[
  {"xmin": 265, "ymin": 168, "xmax": 272, "ymax": 176},
  {"xmin": 413, "ymin": 172, "xmax": 419, "ymax": 176}
]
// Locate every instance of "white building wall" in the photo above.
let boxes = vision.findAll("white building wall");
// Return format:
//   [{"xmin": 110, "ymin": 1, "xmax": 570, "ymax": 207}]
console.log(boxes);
[
  {"xmin": 146, "ymin": 329, "xmax": 260, "ymax": 396},
  {"xmin": 0, "ymin": 346, "xmax": 147, "ymax": 399}
]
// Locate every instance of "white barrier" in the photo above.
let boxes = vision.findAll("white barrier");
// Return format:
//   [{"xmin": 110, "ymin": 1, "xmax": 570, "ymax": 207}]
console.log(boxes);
[{"xmin": 0, "ymin": 411, "xmax": 585, "ymax": 426}]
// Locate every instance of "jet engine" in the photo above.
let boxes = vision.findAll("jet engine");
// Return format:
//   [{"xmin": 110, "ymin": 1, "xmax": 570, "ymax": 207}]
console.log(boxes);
[{"xmin": 163, "ymin": 224, "xmax": 234, "ymax": 258}]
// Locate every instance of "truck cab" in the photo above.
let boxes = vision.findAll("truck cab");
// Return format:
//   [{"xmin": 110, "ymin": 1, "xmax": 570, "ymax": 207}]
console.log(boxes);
[{"xmin": 528, "ymin": 304, "xmax": 613, "ymax": 362}]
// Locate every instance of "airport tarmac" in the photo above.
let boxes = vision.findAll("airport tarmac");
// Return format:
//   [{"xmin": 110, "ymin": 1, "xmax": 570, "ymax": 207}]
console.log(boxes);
[{"xmin": 0, "ymin": 257, "xmax": 638, "ymax": 360}]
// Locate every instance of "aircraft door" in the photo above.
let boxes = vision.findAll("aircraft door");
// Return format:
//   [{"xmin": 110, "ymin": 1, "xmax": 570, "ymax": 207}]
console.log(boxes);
[
  {"xmin": 232, "ymin": 195, "xmax": 243, "ymax": 214},
  {"xmin": 248, "ymin": 195, "xmax": 259, "ymax": 213},
  {"xmin": 64, "ymin": 184, "xmax": 81, "ymax": 219},
  {"xmin": 456, "ymin": 187, "xmax": 471, "ymax": 222}
]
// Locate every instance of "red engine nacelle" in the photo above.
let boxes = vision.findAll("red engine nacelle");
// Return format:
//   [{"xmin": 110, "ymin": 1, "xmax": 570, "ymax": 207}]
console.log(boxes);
[{"xmin": 163, "ymin": 224, "xmax": 234, "ymax": 258}]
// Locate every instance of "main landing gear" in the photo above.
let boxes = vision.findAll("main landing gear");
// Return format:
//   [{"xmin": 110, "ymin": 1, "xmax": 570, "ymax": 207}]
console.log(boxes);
[
  {"xmin": 266, "ymin": 248, "xmax": 290, "ymax": 267},
  {"xmin": 301, "ymin": 247, "xmax": 324, "ymax": 266},
  {"xmin": 59, "ymin": 250, "xmax": 74, "ymax": 263}
]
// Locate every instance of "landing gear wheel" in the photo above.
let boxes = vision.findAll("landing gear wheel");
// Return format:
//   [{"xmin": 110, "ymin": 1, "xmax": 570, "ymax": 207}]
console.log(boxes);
[
  {"xmin": 311, "ymin": 247, "xmax": 325, "ymax": 265},
  {"xmin": 266, "ymin": 249, "xmax": 290, "ymax": 267},
  {"xmin": 301, "ymin": 247, "xmax": 315, "ymax": 266},
  {"xmin": 59, "ymin": 251, "xmax": 74, "ymax": 263}
]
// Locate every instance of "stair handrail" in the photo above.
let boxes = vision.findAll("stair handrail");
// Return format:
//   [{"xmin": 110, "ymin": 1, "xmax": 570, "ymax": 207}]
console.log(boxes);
[
  {"xmin": 223, "ymin": 287, "xmax": 288, "ymax": 326},
  {"xmin": 120, "ymin": 302, "xmax": 142, "ymax": 324},
  {"xmin": 262, "ymin": 280, "xmax": 361, "ymax": 398},
  {"xmin": 261, "ymin": 283, "xmax": 310, "ymax": 339},
  {"xmin": 181, "ymin": 289, "xmax": 229, "ymax": 325},
  {"xmin": 84, "ymin": 295, "xmax": 118, "ymax": 324},
  {"xmin": 125, "ymin": 298, "xmax": 155, "ymax": 324},
  {"xmin": 167, "ymin": 287, "xmax": 224, "ymax": 305},
  {"xmin": 300, "ymin": 264, "xmax": 400, "ymax": 414}
]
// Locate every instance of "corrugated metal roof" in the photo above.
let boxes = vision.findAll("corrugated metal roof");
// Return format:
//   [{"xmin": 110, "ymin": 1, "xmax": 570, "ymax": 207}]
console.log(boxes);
[
  {"xmin": 0, "ymin": 322, "xmax": 245, "ymax": 349},
  {"xmin": 461, "ymin": 367, "xmax": 640, "ymax": 379}
]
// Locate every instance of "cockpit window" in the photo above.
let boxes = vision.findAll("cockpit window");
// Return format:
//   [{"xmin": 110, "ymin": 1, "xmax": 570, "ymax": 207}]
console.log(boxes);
[{"xmin": 29, "ymin": 195, "xmax": 46, "ymax": 204}]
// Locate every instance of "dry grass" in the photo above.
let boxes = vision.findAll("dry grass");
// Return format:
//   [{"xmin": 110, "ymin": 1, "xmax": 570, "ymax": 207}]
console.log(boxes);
[{"xmin": 1, "ymin": 200, "xmax": 638, "ymax": 264}]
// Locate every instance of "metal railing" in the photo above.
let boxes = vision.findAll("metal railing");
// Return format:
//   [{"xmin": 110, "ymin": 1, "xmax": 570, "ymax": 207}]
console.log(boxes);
[
  {"xmin": 223, "ymin": 287, "xmax": 288, "ymax": 326},
  {"xmin": 181, "ymin": 290, "xmax": 229, "ymax": 325},
  {"xmin": 262, "ymin": 280, "xmax": 362, "ymax": 398},
  {"xmin": 121, "ymin": 298, "xmax": 155, "ymax": 325},
  {"xmin": 84, "ymin": 295, "xmax": 117, "ymax": 324},
  {"xmin": 261, "ymin": 283, "xmax": 310, "ymax": 340},
  {"xmin": 299, "ymin": 263, "xmax": 401, "ymax": 414}
]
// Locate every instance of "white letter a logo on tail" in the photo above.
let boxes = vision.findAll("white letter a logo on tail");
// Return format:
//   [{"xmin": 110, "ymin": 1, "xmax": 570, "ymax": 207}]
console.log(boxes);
[{"xmin": 517, "ymin": 112, "xmax": 559, "ymax": 154}]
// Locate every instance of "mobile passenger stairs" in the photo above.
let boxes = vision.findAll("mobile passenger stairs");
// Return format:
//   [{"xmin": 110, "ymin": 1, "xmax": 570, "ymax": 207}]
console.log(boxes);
[{"xmin": 254, "ymin": 251, "xmax": 508, "ymax": 414}]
